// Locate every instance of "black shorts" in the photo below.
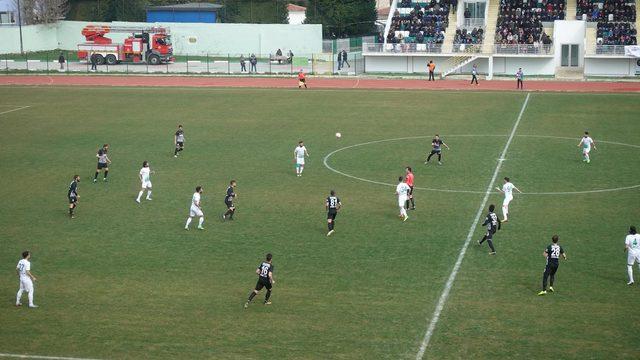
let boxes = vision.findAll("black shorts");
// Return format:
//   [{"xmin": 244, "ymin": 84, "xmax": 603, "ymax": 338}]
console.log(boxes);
[
  {"xmin": 68, "ymin": 196, "xmax": 77, "ymax": 204},
  {"xmin": 430, "ymin": 149, "xmax": 441, "ymax": 155},
  {"xmin": 299, "ymin": 78, "xmax": 306, "ymax": 83},
  {"xmin": 408, "ymin": 186, "xmax": 414, "ymax": 196},
  {"xmin": 485, "ymin": 229, "xmax": 496, "ymax": 239},
  {"xmin": 327, "ymin": 210, "xmax": 337, "ymax": 220},
  {"xmin": 225, "ymin": 200, "xmax": 234, "ymax": 209},
  {"xmin": 97, "ymin": 162, "xmax": 108, "ymax": 170},
  {"xmin": 255, "ymin": 277, "xmax": 272, "ymax": 291},
  {"xmin": 176, "ymin": 141, "xmax": 184, "ymax": 148},
  {"xmin": 544, "ymin": 262, "xmax": 559, "ymax": 275}
]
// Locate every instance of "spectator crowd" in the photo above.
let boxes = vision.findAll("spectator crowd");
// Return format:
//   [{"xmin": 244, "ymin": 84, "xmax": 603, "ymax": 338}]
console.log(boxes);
[
  {"xmin": 387, "ymin": 0, "xmax": 458, "ymax": 46},
  {"xmin": 495, "ymin": 0, "xmax": 565, "ymax": 47},
  {"xmin": 454, "ymin": 27, "xmax": 485, "ymax": 46},
  {"xmin": 577, "ymin": 0, "xmax": 637, "ymax": 46}
]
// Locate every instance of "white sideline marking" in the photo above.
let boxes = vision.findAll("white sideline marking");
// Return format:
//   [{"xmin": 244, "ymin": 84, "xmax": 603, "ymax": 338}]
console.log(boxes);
[
  {"xmin": 0, "ymin": 353, "xmax": 101, "ymax": 360},
  {"xmin": 415, "ymin": 93, "xmax": 531, "ymax": 359},
  {"xmin": 0, "ymin": 105, "xmax": 30, "ymax": 116}
]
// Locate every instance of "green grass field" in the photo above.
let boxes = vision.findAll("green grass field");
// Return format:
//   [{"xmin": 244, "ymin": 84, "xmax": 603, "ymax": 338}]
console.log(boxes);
[{"xmin": 0, "ymin": 86, "xmax": 639, "ymax": 359}]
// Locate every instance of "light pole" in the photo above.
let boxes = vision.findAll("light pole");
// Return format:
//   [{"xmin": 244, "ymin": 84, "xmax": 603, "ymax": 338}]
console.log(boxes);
[{"xmin": 17, "ymin": 0, "xmax": 24, "ymax": 54}]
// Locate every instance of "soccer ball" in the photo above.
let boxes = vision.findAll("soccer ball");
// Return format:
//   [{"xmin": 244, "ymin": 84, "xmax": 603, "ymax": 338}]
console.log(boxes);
[{"xmin": 335, "ymin": 132, "xmax": 342, "ymax": 139}]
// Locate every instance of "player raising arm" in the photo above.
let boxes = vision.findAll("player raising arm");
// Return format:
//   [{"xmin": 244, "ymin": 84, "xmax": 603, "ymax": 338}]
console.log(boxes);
[
  {"xmin": 495, "ymin": 177, "xmax": 522, "ymax": 223},
  {"xmin": 577, "ymin": 131, "xmax": 597, "ymax": 163}
]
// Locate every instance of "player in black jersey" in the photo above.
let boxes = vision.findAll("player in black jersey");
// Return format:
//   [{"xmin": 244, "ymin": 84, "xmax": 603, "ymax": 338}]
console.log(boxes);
[
  {"xmin": 68, "ymin": 175, "xmax": 80, "ymax": 218},
  {"xmin": 326, "ymin": 190, "xmax": 342, "ymax": 236},
  {"xmin": 425, "ymin": 134, "xmax": 450, "ymax": 165},
  {"xmin": 538, "ymin": 235, "xmax": 567, "ymax": 296},
  {"xmin": 94, "ymin": 144, "xmax": 111, "ymax": 183},
  {"xmin": 221, "ymin": 180, "xmax": 237, "ymax": 221},
  {"xmin": 478, "ymin": 204, "xmax": 501, "ymax": 255},
  {"xmin": 174, "ymin": 125, "xmax": 185, "ymax": 158},
  {"xmin": 244, "ymin": 253, "xmax": 275, "ymax": 308}
]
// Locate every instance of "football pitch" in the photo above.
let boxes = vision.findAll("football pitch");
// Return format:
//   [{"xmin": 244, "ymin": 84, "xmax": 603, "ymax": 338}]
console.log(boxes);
[{"xmin": 1, "ymin": 86, "xmax": 639, "ymax": 359}]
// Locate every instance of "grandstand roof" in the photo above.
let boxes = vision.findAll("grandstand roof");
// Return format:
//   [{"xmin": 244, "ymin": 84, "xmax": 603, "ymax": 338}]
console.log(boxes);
[
  {"xmin": 147, "ymin": 2, "xmax": 223, "ymax": 12},
  {"xmin": 287, "ymin": 4, "xmax": 307, "ymax": 12}
]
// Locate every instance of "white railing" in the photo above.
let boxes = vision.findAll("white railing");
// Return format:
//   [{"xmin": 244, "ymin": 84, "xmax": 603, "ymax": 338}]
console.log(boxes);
[
  {"xmin": 461, "ymin": 18, "xmax": 485, "ymax": 29},
  {"xmin": 588, "ymin": 45, "xmax": 630, "ymax": 56},
  {"xmin": 363, "ymin": 42, "xmax": 444, "ymax": 54},
  {"xmin": 494, "ymin": 44, "xmax": 554, "ymax": 55}
]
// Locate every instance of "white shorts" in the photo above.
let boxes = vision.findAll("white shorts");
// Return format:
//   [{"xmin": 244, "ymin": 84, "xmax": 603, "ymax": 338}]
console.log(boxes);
[
  {"xmin": 141, "ymin": 181, "xmax": 152, "ymax": 189},
  {"xmin": 503, "ymin": 196, "xmax": 513, "ymax": 207},
  {"xmin": 583, "ymin": 147, "xmax": 591, "ymax": 154},
  {"xmin": 19, "ymin": 278, "xmax": 33, "ymax": 292},
  {"xmin": 296, "ymin": 159, "xmax": 305, "ymax": 166},
  {"xmin": 189, "ymin": 205, "xmax": 203, "ymax": 217},
  {"xmin": 398, "ymin": 196, "xmax": 408, "ymax": 207},
  {"xmin": 628, "ymin": 251, "xmax": 640, "ymax": 265}
]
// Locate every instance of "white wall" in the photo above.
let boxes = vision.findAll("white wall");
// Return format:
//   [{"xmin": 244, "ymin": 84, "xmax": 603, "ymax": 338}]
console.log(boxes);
[
  {"xmin": 553, "ymin": 20, "xmax": 586, "ymax": 67},
  {"xmin": 585, "ymin": 58, "xmax": 637, "ymax": 76},
  {"xmin": 491, "ymin": 56, "xmax": 555, "ymax": 75},
  {"xmin": 1, "ymin": 20, "xmax": 323, "ymax": 55},
  {"xmin": 288, "ymin": 11, "xmax": 306, "ymax": 25}
]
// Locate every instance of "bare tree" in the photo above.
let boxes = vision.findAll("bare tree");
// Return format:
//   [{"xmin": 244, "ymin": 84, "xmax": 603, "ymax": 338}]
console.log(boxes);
[{"xmin": 13, "ymin": 0, "xmax": 69, "ymax": 25}]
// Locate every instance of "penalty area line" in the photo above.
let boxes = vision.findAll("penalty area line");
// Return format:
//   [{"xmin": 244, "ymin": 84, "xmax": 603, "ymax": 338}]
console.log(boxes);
[
  {"xmin": 0, "ymin": 105, "xmax": 31, "ymax": 116},
  {"xmin": 415, "ymin": 92, "xmax": 531, "ymax": 359},
  {"xmin": 0, "ymin": 353, "xmax": 102, "ymax": 360}
]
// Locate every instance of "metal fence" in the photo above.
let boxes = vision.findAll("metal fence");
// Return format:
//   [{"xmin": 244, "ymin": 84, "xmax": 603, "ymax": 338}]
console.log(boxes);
[
  {"xmin": 452, "ymin": 44, "xmax": 483, "ymax": 53},
  {"xmin": 493, "ymin": 44, "xmax": 554, "ymax": 55},
  {"xmin": 363, "ymin": 43, "xmax": 444, "ymax": 54},
  {"xmin": 589, "ymin": 45, "xmax": 629, "ymax": 56},
  {"xmin": 1, "ymin": 51, "xmax": 367, "ymax": 75}
]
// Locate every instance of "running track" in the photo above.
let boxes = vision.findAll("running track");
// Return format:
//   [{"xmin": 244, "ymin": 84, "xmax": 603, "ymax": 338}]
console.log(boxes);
[{"xmin": 1, "ymin": 75, "xmax": 639, "ymax": 92}]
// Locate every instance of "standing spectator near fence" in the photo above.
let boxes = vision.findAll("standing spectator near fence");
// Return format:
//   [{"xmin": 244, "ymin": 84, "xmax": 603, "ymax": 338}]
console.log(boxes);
[
  {"xmin": 58, "ymin": 52, "xmax": 65, "ymax": 70},
  {"xmin": 337, "ymin": 50, "xmax": 343, "ymax": 70},
  {"xmin": 516, "ymin": 68, "xmax": 524, "ymax": 89},
  {"xmin": 250, "ymin": 54, "xmax": 257, "ymax": 73},
  {"xmin": 90, "ymin": 53, "xmax": 97, "ymax": 72},
  {"xmin": 428, "ymin": 60, "xmax": 436, "ymax": 81},
  {"xmin": 240, "ymin": 55, "xmax": 247, "ymax": 72},
  {"xmin": 471, "ymin": 64, "xmax": 479, "ymax": 85},
  {"xmin": 341, "ymin": 50, "xmax": 351, "ymax": 69}
]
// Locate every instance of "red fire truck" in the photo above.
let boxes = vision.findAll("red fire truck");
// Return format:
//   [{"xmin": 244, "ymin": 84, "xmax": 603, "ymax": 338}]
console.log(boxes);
[{"xmin": 78, "ymin": 25, "xmax": 174, "ymax": 65}]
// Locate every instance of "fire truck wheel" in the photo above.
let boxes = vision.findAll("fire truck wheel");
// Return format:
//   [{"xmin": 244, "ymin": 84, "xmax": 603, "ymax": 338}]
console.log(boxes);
[
  {"xmin": 148, "ymin": 54, "xmax": 161, "ymax": 66},
  {"xmin": 94, "ymin": 54, "xmax": 105, "ymax": 65},
  {"xmin": 105, "ymin": 54, "xmax": 117, "ymax": 66}
]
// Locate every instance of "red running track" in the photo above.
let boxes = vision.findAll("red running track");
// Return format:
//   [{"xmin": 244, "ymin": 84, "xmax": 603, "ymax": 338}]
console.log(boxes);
[{"xmin": 1, "ymin": 75, "xmax": 639, "ymax": 92}]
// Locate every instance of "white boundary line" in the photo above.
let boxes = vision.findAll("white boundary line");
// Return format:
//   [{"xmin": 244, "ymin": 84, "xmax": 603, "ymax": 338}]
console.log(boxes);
[
  {"xmin": 0, "ymin": 105, "xmax": 30, "ymax": 116},
  {"xmin": 415, "ymin": 92, "xmax": 531, "ymax": 359},
  {"xmin": 323, "ymin": 134, "xmax": 640, "ymax": 195},
  {"xmin": 0, "ymin": 353, "xmax": 101, "ymax": 360}
]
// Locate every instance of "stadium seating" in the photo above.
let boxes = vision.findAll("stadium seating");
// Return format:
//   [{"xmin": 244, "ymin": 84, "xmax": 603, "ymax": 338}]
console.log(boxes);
[
  {"xmin": 495, "ymin": 0, "xmax": 566, "ymax": 46},
  {"xmin": 577, "ymin": 0, "xmax": 637, "ymax": 46},
  {"xmin": 387, "ymin": 0, "xmax": 456, "ymax": 50}
]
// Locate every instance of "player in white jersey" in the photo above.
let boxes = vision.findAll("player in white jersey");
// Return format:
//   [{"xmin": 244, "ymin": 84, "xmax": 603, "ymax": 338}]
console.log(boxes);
[
  {"xmin": 495, "ymin": 177, "xmax": 521, "ymax": 222},
  {"xmin": 136, "ymin": 161, "xmax": 153, "ymax": 203},
  {"xmin": 577, "ymin": 131, "xmax": 597, "ymax": 163},
  {"xmin": 625, "ymin": 226, "xmax": 640, "ymax": 285},
  {"xmin": 16, "ymin": 251, "xmax": 38, "ymax": 308},
  {"xmin": 185, "ymin": 186, "xmax": 205, "ymax": 230},
  {"xmin": 293, "ymin": 141, "xmax": 309, "ymax": 177},
  {"xmin": 395, "ymin": 176, "xmax": 411, "ymax": 221}
]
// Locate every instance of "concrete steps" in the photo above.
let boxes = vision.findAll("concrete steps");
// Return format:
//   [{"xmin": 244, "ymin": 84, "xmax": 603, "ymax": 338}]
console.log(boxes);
[
  {"xmin": 585, "ymin": 27, "xmax": 597, "ymax": 55},
  {"xmin": 483, "ymin": 0, "xmax": 499, "ymax": 53},
  {"xmin": 566, "ymin": 0, "xmax": 577, "ymax": 20},
  {"xmin": 443, "ymin": 6, "xmax": 459, "ymax": 53}
]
